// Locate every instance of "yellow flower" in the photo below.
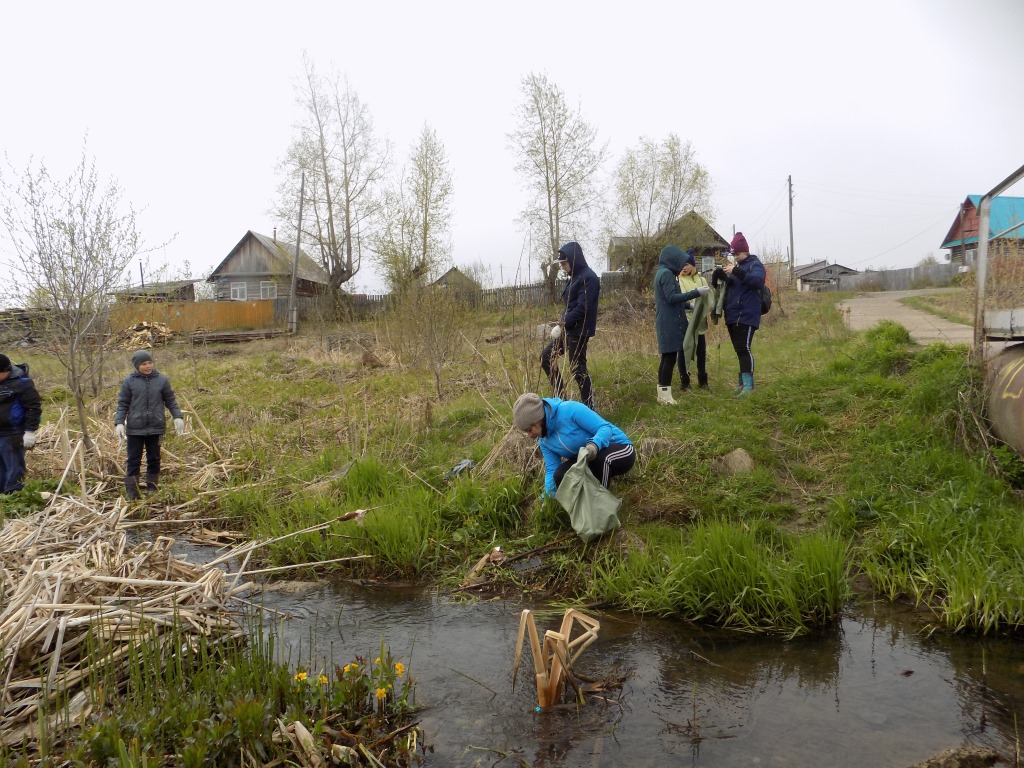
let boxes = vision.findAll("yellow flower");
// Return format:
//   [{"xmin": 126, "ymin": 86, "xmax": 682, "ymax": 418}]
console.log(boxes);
[
  {"xmin": 374, "ymin": 657, "xmax": 382, "ymax": 665},
  {"xmin": 375, "ymin": 687, "xmax": 387, "ymax": 700},
  {"xmin": 318, "ymin": 674, "xmax": 329, "ymax": 685},
  {"xmin": 394, "ymin": 662, "xmax": 405, "ymax": 677},
  {"xmin": 293, "ymin": 671, "xmax": 307, "ymax": 682},
  {"xmin": 343, "ymin": 663, "xmax": 358, "ymax": 674}
]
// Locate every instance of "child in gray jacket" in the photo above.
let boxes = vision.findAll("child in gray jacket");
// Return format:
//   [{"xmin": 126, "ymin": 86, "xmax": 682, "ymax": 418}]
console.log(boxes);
[{"xmin": 114, "ymin": 350, "xmax": 184, "ymax": 500}]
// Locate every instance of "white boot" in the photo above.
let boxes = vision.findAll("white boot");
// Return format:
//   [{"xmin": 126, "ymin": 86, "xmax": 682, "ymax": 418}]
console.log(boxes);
[{"xmin": 657, "ymin": 386, "xmax": 677, "ymax": 405}]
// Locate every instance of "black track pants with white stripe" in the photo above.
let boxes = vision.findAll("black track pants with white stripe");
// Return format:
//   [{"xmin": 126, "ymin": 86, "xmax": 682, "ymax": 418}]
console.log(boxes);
[{"xmin": 553, "ymin": 442, "xmax": 636, "ymax": 490}]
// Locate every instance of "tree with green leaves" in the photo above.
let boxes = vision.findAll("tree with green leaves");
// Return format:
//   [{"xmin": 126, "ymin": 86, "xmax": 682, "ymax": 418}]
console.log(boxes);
[
  {"xmin": 610, "ymin": 133, "xmax": 714, "ymax": 285},
  {"xmin": 508, "ymin": 72, "xmax": 607, "ymax": 287},
  {"xmin": 0, "ymin": 143, "xmax": 153, "ymax": 450},
  {"xmin": 275, "ymin": 56, "xmax": 389, "ymax": 301},
  {"xmin": 374, "ymin": 123, "xmax": 454, "ymax": 294}
]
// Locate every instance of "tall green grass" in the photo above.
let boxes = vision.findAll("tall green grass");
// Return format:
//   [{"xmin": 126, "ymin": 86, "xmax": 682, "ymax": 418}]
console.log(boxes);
[{"xmin": 592, "ymin": 519, "xmax": 850, "ymax": 637}]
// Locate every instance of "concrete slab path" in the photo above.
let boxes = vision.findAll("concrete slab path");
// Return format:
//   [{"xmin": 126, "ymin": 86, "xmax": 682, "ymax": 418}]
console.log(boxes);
[{"xmin": 837, "ymin": 288, "xmax": 974, "ymax": 345}]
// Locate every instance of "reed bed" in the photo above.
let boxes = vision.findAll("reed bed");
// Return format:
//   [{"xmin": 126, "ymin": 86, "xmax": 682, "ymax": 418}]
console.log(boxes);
[{"xmin": 0, "ymin": 490, "xmax": 257, "ymax": 746}]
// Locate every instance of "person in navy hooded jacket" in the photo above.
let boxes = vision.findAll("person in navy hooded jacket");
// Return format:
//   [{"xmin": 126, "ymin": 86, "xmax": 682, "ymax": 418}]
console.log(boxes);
[
  {"xmin": 721, "ymin": 232, "xmax": 766, "ymax": 396},
  {"xmin": 540, "ymin": 241, "xmax": 600, "ymax": 409},
  {"xmin": 512, "ymin": 392, "xmax": 634, "ymax": 498},
  {"xmin": 0, "ymin": 353, "xmax": 42, "ymax": 494}
]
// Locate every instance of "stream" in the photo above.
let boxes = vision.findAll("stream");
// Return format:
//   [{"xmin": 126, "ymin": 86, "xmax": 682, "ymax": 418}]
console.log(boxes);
[{"xmin": 254, "ymin": 580, "xmax": 1024, "ymax": 767}]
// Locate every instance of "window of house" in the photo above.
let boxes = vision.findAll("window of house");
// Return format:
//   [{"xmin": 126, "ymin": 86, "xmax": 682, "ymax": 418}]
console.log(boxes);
[
  {"xmin": 230, "ymin": 282, "xmax": 247, "ymax": 301},
  {"xmin": 260, "ymin": 281, "xmax": 278, "ymax": 299}
]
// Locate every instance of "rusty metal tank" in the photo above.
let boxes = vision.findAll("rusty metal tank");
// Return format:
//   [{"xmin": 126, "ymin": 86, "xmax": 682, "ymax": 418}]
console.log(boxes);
[{"xmin": 987, "ymin": 344, "xmax": 1024, "ymax": 453}]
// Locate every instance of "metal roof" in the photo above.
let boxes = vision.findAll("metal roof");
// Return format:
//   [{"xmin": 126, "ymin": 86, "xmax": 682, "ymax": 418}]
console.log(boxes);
[
  {"xmin": 941, "ymin": 195, "xmax": 1024, "ymax": 248},
  {"xmin": 208, "ymin": 230, "xmax": 331, "ymax": 284}
]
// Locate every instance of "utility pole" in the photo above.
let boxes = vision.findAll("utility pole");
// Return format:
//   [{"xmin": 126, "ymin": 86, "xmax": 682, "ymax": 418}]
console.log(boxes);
[
  {"xmin": 287, "ymin": 172, "xmax": 306, "ymax": 336},
  {"xmin": 788, "ymin": 175, "xmax": 795, "ymax": 274}
]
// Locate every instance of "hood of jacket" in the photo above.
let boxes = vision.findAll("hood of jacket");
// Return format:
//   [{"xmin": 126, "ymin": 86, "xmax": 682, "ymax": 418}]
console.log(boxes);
[
  {"xmin": 658, "ymin": 245, "xmax": 686, "ymax": 275},
  {"xmin": 557, "ymin": 241, "xmax": 589, "ymax": 272}
]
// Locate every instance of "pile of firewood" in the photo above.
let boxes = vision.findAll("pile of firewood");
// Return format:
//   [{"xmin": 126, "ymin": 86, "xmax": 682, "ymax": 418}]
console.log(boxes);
[{"xmin": 112, "ymin": 321, "xmax": 173, "ymax": 349}]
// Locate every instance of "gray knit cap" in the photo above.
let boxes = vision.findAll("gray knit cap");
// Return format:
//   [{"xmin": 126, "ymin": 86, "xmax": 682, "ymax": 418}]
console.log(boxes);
[
  {"xmin": 513, "ymin": 393, "xmax": 545, "ymax": 431},
  {"xmin": 131, "ymin": 349, "xmax": 154, "ymax": 370}
]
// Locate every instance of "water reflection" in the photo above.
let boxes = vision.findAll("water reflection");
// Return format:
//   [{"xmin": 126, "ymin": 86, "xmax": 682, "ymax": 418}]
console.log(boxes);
[{"xmin": 256, "ymin": 582, "xmax": 1021, "ymax": 767}]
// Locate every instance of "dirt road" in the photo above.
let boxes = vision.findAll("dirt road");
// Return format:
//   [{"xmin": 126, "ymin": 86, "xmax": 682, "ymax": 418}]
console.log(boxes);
[{"xmin": 837, "ymin": 288, "xmax": 973, "ymax": 345}]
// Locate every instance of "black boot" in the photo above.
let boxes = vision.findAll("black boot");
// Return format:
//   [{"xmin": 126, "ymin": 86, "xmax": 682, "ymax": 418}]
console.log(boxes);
[
  {"xmin": 680, "ymin": 372, "xmax": 691, "ymax": 391},
  {"xmin": 125, "ymin": 475, "xmax": 141, "ymax": 501},
  {"xmin": 145, "ymin": 472, "xmax": 160, "ymax": 494},
  {"xmin": 698, "ymin": 372, "xmax": 709, "ymax": 389}
]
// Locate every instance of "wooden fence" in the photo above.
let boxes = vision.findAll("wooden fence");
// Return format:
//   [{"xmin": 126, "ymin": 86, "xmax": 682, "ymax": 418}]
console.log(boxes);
[{"xmin": 109, "ymin": 300, "xmax": 277, "ymax": 333}]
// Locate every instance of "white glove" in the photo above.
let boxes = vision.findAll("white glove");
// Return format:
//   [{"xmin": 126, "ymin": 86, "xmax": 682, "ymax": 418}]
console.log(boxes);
[
  {"xmin": 549, "ymin": 324, "xmax": 562, "ymax": 341},
  {"xmin": 115, "ymin": 424, "xmax": 126, "ymax": 444},
  {"xmin": 585, "ymin": 442, "xmax": 598, "ymax": 461},
  {"xmin": 174, "ymin": 418, "xmax": 186, "ymax": 436},
  {"xmin": 697, "ymin": 285, "xmax": 711, "ymax": 296},
  {"xmin": 23, "ymin": 431, "xmax": 36, "ymax": 449}
]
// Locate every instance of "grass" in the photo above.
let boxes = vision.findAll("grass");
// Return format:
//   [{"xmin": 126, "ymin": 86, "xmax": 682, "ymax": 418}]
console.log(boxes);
[
  {"xmin": 2, "ymin": 620, "xmax": 419, "ymax": 768},
  {"xmin": 900, "ymin": 287, "xmax": 974, "ymax": 326},
  {"xmin": 14, "ymin": 289, "xmax": 1024, "ymax": 639}
]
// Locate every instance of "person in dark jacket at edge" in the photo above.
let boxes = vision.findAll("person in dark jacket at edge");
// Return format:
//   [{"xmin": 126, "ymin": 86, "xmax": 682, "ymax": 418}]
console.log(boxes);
[
  {"xmin": 717, "ymin": 232, "xmax": 766, "ymax": 397},
  {"xmin": 114, "ymin": 350, "xmax": 185, "ymax": 500},
  {"xmin": 0, "ymin": 354, "xmax": 43, "ymax": 494},
  {"xmin": 540, "ymin": 241, "xmax": 600, "ymax": 409}
]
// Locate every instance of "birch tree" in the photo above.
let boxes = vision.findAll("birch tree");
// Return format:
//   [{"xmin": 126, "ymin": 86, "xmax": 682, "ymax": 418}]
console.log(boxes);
[
  {"xmin": 374, "ymin": 123, "xmax": 454, "ymax": 294},
  {"xmin": 275, "ymin": 56, "xmax": 389, "ymax": 300},
  {"xmin": 508, "ymin": 72, "xmax": 607, "ymax": 286},
  {"xmin": 0, "ymin": 144, "xmax": 150, "ymax": 450},
  {"xmin": 611, "ymin": 133, "xmax": 714, "ymax": 282}
]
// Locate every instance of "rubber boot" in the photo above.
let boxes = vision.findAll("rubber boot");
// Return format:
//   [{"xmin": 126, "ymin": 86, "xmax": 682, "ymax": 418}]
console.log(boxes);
[
  {"xmin": 679, "ymin": 372, "xmax": 691, "ymax": 392},
  {"xmin": 698, "ymin": 372, "xmax": 710, "ymax": 390},
  {"xmin": 125, "ymin": 475, "xmax": 141, "ymax": 501},
  {"xmin": 732, "ymin": 373, "xmax": 744, "ymax": 395},
  {"xmin": 657, "ymin": 386, "xmax": 677, "ymax": 405},
  {"xmin": 737, "ymin": 372, "xmax": 754, "ymax": 397},
  {"xmin": 145, "ymin": 472, "xmax": 160, "ymax": 494}
]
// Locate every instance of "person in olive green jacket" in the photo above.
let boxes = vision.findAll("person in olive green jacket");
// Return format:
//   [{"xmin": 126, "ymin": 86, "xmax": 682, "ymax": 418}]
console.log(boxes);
[{"xmin": 678, "ymin": 250, "xmax": 714, "ymax": 390}]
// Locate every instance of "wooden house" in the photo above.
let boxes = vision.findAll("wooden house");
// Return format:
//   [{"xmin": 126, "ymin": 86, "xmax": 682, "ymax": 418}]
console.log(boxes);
[
  {"xmin": 207, "ymin": 230, "xmax": 330, "ymax": 301},
  {"xmin": 941, "ymin": 195, "xmax": 1024, "ymax": 265},
  {"xmin": 793, "ymin": 260, "xmax": 859, "ymax": 291},
  {"xmin": 606, "ymin": 211, "xmax": 729, "ymax": 273}
]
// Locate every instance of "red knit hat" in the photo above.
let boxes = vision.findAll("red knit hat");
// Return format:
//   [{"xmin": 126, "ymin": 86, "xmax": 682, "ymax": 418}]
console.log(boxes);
[{"xmin": 730, "ymin": 232, "xmax": 749, "ymax": 254}]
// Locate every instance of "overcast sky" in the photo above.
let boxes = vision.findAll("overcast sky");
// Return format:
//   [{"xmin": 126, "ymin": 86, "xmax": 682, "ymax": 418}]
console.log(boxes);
[{"xmin": 2, "ymin": 0, "xmax": 1022, "ymax": 293}]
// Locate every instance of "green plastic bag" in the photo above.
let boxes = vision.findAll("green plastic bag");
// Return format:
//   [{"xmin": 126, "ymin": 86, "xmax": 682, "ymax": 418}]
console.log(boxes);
[{"xmin": 554, "ymin": 448, "xmax": 622, "ymax": 542}]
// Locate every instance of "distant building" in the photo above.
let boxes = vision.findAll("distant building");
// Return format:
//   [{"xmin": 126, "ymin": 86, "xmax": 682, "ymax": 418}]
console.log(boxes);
[
  {"xmin": 430, "ymin": 266, "xmax": 482, "ymax": 292},
  {"xmin": 110, "ymin": 279, "xmax": 199, "ymax": 303},
  {"xmin": 794, "ymin": 260, "xmax": 859, "ymax": 291},
  {"xmin": 941, "ymin": 195, "xmax": 1024, "ymax": 265},
  {"xmin": 606, "ymin": 211, "xmax": 729, "ymax": 273},
  {"xmin": 208, "ymin": 230, "xmax": 330, "ymax": 300}
]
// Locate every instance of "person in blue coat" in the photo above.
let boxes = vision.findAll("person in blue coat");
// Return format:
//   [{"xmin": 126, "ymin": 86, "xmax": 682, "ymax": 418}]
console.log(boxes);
[
  {"xmin": 540, "ymin": 241, "xmax": 600, "ymax": 409},
  {"xmin": 721, "ymin": 232, "xmax": 766, "ymax": 396},
  {"xmin": 653, "ymin": 246, "xmax": 710, "ymax": 404},
  {"xmin": 512, "ymin": 392, "xmax": 635, "ymax": 498}
]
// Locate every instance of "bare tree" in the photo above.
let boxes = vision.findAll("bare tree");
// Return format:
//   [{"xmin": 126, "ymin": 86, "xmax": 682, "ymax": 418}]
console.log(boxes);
[
  {"xmin": 275, "ymin": 55, "xmax": 389, "ymax": 302},
  {"xmin": 0, "ymin": 143, "xmax": 151, "ymax": 450},
  {"xmin": 508, "ymin": 72, "xmax": 607, "ymax": 287},
  {"xmin": 374, "ymin": 123, "xmax": 454, "ymax": 294},
  {"xmin": 611, "ymin": 133, "xmax": 714, "ymax": 284}
]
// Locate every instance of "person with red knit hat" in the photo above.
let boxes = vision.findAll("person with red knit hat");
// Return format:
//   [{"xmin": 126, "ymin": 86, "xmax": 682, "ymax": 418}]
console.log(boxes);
[{"xmin": 720, "ymin": 232, "xmax": 766, "ymax": 396}]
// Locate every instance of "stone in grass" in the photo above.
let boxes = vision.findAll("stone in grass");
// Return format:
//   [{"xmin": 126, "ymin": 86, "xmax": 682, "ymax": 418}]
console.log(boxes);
[{"xmin": 712, "ymin": 448, "xmax": 754, "ymax": 476}]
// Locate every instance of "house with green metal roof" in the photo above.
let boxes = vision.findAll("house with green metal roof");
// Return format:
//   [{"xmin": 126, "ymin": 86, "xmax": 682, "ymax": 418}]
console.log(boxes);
[{"xmin": 941, "ymin": 195, "xmax": 1024, "ymax": 265}]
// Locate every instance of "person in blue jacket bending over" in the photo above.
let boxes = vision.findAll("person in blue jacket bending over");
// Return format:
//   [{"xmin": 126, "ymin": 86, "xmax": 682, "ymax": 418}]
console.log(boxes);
[{"xmin": 513, "ymin": 392, "xmax": 635, "ymax": 498}]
